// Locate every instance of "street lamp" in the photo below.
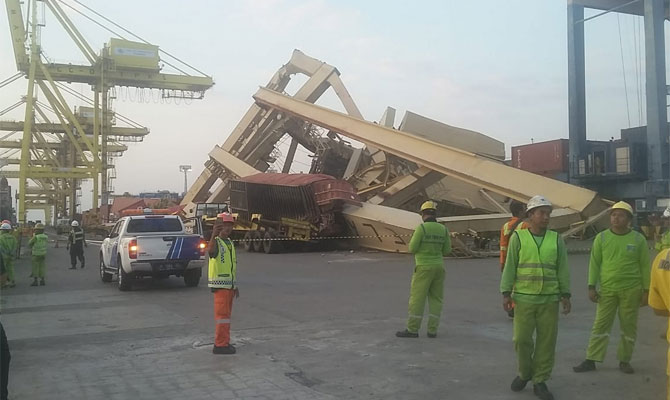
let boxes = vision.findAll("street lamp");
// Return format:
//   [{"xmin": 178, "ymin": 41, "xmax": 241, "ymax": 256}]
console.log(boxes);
[{"xmin": 179, "ymin": 165, "xmax": 192, "ymax": 196}]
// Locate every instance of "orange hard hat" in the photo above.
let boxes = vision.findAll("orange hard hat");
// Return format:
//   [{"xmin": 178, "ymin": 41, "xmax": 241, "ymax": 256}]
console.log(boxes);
[{"xmin": 218, "ymin": 212, "xmax": 234, "ymax": 223}]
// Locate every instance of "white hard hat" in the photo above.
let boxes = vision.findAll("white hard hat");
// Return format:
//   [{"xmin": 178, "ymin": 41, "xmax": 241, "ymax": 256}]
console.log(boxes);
[
  {"xmin": 0, "ymin": 223, "xmax": 11, "ymax": 230},
  {"xmin": 526, "ymin": 195, "xmax": 553, "ymax": 213},
  {"xmin": 664, "ymin": 205, "xmax": 670, "ymax": 218},
  {"xmin": 71, "ymin": 220, "xmax": 79, "ymax": 227}
]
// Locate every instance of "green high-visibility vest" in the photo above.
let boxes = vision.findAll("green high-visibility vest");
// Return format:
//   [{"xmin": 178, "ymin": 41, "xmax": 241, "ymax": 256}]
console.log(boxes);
[
  {"xmin": 514, "ymin": 229, "xmax": 560, "ymax": 296},
  {"xmin": 30, "ymin": 233, "xmax": 48, "ymax": 256},
  {"xmin": 208, "ymin": 237, "xmax": 236, "ymax": 289}
]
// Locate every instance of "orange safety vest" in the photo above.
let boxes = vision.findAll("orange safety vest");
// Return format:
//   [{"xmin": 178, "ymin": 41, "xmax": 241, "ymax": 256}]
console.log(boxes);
[{"xmin": 499, "ymin": 217, "xmax": 529, "ymax": 268}]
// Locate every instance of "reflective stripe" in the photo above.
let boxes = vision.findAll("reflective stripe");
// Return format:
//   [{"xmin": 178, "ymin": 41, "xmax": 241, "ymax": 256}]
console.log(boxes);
[
  {"xmin": 623, "ymin": 335, "xmax": 636, "ymax": 342},
  {"xmin": 592, "ymin": 333, "xmax": 610, "ymax": 338},
  {"xmin": 517, "ymin": 263, "xmax": 557, "ymax": 270},
  {"xmin": 408, "ymin": 314, "xmax": 423, "ymax": 319},
  {"xmin": 516, "ymin": 275, "xmax": 558, "ymax": 282},
  {"xmin": 215, "ymin": 319, "xmax": 230, "ymax": 324},
  {"xmin": 428, "ymin": 314, "xmax": 440, "ymax": 319}
]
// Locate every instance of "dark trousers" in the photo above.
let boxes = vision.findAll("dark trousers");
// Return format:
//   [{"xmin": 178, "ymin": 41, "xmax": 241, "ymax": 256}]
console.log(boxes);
[
  {"xmin": 70, "ymin": 249, "xmax": 85, "ymax": 268},
  {"xmin": 1, "ymin": 322, "xmax": 10, "ymax": 400}
]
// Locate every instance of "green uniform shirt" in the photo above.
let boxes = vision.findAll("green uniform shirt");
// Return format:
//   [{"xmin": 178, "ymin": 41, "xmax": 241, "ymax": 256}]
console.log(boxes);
[
  {"xmin": 0, "ymin": 232, "xmax": 17, "ymax": 259},
  {"xmin": 501, "ymin": 230, "xmax": 570, "ymax": 304},
  {"xmin": 29, "ymin": 233, "xmax": 48, "ymax": 256},
  {"xmin": 408, "ymin": 221, "xmax": 451, "ymax": 266},
  {"xmin": 588, "ymin": 229, "xmax": 650, "ymax": 290},
  {"xmin": 656, "ymin": 231, "xmax": 670, "ymax": 252}
]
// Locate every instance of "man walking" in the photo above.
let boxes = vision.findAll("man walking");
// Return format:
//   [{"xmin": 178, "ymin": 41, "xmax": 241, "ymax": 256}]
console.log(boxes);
[
  {"xmin": 0, "ymin": 224, "xmax": 17, "ymax": 288},
  {"xmin": 500, "ymin": 200, "xmax": 528, "ymax": 317},
  {"xmin": 656, "ymin": 206, "xmax": 670, "ymax": 252},
  {"xmin": 396, "ymin": 200, "xmax": 452, "ymax": 339},
  {"xmin": 573, "ymin": 201, "xmax": 650, "ymax": 374},
  {"xmin": 648, "ymin": 247, "xmax": 670, "ymax": 400},
  {"xmin": 67, "ymin": 220, "xmax": 87, "ymax": 269},
  {"xmin": 501, "ymin": 195, "xmax": 571, "ymax": 400},
  {"xmin": 207, "ymin": 212, "xmax": 239, "ymax": 355},
  {"xmin": 28, "ymin": 223, "xmax": 48, "ymax": 286}
]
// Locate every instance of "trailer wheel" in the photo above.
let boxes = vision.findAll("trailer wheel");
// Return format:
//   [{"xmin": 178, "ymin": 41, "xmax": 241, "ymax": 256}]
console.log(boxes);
[
  {"xmin": 243, "ymin": 231, "xmax": 255, "ymax": 252},
  {"xmin": 263, "ymin": 230, "xmax": 282, "ymax": 254},
  {"xmin": 252, "ymin": 231, "xmax": 263, "ymax": 252}
]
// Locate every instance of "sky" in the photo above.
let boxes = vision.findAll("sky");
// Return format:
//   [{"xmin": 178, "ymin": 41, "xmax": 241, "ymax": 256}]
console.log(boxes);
[{"xmin": 0, "ymin": 0, "xmax": 668, "ymax": 218}]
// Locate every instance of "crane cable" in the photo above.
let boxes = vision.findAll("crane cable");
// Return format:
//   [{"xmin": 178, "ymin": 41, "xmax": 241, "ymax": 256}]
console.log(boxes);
[{"xmin": 617, "ymin": 14, "xmax": 631, "ymax": 128}]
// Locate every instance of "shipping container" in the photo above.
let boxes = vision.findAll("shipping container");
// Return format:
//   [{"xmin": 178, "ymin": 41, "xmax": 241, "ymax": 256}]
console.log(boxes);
[{"xmin": 511, "ymin": 139, "xmax": 569, "ymax": 175}]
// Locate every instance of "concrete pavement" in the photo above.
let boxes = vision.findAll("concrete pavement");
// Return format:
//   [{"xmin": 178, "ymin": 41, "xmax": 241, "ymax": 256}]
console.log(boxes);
[{"xmin": 0, "ymin": 236, "xmax": 667, "ymax": 399}]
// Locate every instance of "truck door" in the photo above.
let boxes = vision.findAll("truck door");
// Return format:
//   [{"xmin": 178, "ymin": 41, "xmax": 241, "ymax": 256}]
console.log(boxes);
[{"xmin": 106, "ymin": 220, "xmax": 122, "ymax": 267}]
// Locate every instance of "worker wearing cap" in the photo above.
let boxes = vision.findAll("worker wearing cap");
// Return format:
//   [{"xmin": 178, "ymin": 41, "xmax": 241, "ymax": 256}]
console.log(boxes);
[
  {"xmin": 500, "ymin": 200, "xmax": 529, "ymax": 318},
  {"xmin": 66, "ymin": 220, "xmax": 87, "ymax": 270},
  {"xmin": 207, "ymin": 212, "xmax": 239, "ymax": 355},
  {"xmin": 656, "ymin": 206, "xmax": 670, "ymax": 252},
  {"xmin": 501, "ymin": 195, "xmax": 571, "ymax": 400},
  {"xmin": 28, "ymin": 223, "xmax": 48, "ymax": 286},
  {"xmin": 396, "ymin": 200, "xmax": 452, "ymax": 339},
  {"xmin": 0, "ymin": 223, "xmax": 17, "ymax": 288},
  {"xmin": 648, "ymin": 248, "xmax": 670, "ymax": 400},
  {"xmin": 573, "ymin": 201, "xmax": 650, "ymax": 374}
]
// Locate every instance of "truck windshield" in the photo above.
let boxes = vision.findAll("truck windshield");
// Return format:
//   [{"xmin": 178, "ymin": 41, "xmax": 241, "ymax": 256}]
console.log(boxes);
[{"xmin": 126, "ymin": 217, "xmax": 182, "ymax": 233}]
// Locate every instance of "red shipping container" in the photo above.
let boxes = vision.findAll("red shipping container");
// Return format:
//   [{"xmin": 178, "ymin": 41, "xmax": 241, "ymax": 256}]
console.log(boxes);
[{"xmin": 511, "ymin": 139, "xmax": 569, "ymax": 174}]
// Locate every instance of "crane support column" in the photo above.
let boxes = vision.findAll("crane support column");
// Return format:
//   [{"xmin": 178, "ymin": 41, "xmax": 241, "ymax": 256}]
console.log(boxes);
[
  {"xmin": 643, "ymin": 0, "xmax": 669, "ymax": 203},
  {"xmin": 567, "ymin": 2, "xmax": 586, "ymax": 183}
]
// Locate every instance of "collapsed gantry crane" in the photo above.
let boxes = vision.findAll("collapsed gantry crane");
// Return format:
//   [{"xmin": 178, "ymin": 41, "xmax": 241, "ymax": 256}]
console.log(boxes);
[{"xmin": 3, "ymin": 0, "xmax": 213, "ymax": 223}]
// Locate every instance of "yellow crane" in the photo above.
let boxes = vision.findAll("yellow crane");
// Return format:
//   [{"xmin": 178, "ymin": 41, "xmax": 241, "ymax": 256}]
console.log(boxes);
[{"xmin": 4, "ymin": 0, "xmax": 214, "ymax": 223}]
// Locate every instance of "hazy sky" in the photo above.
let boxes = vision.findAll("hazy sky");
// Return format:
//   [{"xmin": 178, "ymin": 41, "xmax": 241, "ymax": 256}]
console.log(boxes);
[{"xmin": 0, "ymin": 0, "xmax": 667, "ymax": 215}]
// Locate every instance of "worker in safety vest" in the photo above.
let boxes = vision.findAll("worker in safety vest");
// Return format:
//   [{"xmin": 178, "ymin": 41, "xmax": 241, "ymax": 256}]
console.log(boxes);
[
  {"xmin": 396, "ymin": 200, "xmax": 452, "ymax": 339},
  {"xmin": 0, "ymin": 223, "xmax": 17, "ymax": 288},
  {"xmin": 207, "ymin": 212, "xmax": 239, "ymax": 355},
  {"xmin": 648, "ymin": 248, "xmax": 670, "ymax": 400},
  {"xmin": 28, "ymin": 223, "xmax": 48, "ymax": 286},
  {"xmin": 656, "ymin": 206, "xmax": 670, "ymax": 252},
  {"xmin": 500, "ymin": 200, "xmax": 529, "ymax": 318},
  {"xmin": 573, "ymin": 201, "xmax": 650, "ymax": 375},
  {"xmin": 67, "ymin": 220, "xmax": 87, "ymax": 270},
  {"xmin": 501, "ymin": 195, "xmax": 571, "ymax": 400}
]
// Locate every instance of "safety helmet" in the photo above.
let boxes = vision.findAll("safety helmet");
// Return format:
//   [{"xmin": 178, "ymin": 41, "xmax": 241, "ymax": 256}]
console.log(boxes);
[
  {"xmin": 34, "ymin": 223, "xmax": 44, "ymax": 230},
  {"xmin": 420, "ymin": 200, "xmax": 438, "ymax": 212},
  {"xmin": 526, "ymin": 195, "xmax": 552, "ymax": 213},
  {"xmin": 610, "ymin": 201, "xmax": 634, "ymax": 217},
  {"xmin": 71, "ymin": 220, "xmax": 79, "ymax": 227},
  {"xmin": 0, "ymin": 223, "xmax": 11, "ymax": 230},
  {"xmin": 218, "ymin": 212, "xmax": 235, "ymax": 223},
  {"xmin": 664, "ymin": 205, "xmax": 670, "ymax": 218},
  {"xmin": 1, "ymin": 220, "xmax": 10, "ymax": 225}
]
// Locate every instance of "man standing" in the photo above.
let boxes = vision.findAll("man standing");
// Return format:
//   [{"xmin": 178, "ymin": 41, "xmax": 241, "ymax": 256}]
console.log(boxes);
[
  {"xmin": 28, "ymin": 223, "xmax": 48, "ymax": 286},
  {"xmin": 0, "ymin": 224, "xmax": 17, "ymax": 288},
  {"xmin": 656, "ymin": 206, "xmax": 670, "ymax": 252},
  {"xmin": 501, "ymin": 195, "xmax": 571, "ymax": 400},
  {"xmin": 573, "ymin": 201, "xmax": 650, "ymax": 374},
  {"xmin": 207, "ymin": 212, "xmax": 239, "ymax": 355},
  {"xmin": 500, "ymin": 200, "xmax": 528, "ymax": 318},
  {"xmin": 66, "ymin": 220, "xmax": 87, "ymax": 269},
  {"xmin": 396, "ymin": 200, "xmax": 452, "ymax": 339},
  {"xmin": 648, "ymin": 248, "xmax": 670, "ymax": 400}
]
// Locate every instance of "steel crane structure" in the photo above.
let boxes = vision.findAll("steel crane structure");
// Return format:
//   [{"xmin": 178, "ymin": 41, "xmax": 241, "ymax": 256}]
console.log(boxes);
[{"xmin": 4, "ymin": 0, "xmax": 213, "ymax": 223}]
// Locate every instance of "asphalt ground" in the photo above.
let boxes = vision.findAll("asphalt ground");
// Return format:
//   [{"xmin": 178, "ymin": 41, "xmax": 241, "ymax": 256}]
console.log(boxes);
[{"xmin": 0, "ymin": 234, "xmax": 666, "ymax": 399}]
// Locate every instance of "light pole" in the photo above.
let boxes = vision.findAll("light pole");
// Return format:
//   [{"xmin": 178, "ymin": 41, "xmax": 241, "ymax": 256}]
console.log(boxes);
[{"xmin": 179, "ymin": 165, "xmax": 192, "ymax": 197}]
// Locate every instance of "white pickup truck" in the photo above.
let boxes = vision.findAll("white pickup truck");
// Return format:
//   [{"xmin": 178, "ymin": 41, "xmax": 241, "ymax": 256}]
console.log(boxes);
[{"xmin": 99, "ymin": 213, "xmax": 206, "ymax": 291}]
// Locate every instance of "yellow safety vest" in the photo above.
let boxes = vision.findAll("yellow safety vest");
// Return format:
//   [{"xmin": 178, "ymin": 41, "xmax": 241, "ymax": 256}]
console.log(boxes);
[
  {"xmin": 514, "ymin": 229, "xmax": 560, "ymax": 296},
  {"xmin": 208, "ymin": 237, "xmax": 236, "ymax": 289}
]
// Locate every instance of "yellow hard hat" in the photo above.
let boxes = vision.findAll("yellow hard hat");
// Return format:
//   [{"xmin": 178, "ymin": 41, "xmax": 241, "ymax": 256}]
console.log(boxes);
[
  {"xmin": 34, "ymin": 223, "xmax": 45, "ymax": 230},
  {"xmin": 610, "ymin": 201, "xmax": 633, "ymax": 216},
  {"xmin": 420, "ymin": 200, "xmax": 437, "ymax": 212}
]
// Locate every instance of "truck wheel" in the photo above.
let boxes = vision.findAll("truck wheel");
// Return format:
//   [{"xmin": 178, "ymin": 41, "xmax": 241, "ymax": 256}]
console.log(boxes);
[
  {"xmin": 184, "ymin": 268, "xmax": 202, "ymax": 287},
  {"xmin": 252, "ymin": 231, "xmax": 263, "ymax": 252},
  {"xmin": 243, "ymin": 231, "xmax": 255, "ymax": 252},
  {"xmin": 100, "ymin": 254, "xmax": 112, "ymax": 283},
  {"xmin": 118, "ymin": 257, "xmax": 132, "ymax": 291},
  {"xmin": 263, "ymin": 230, "xmax": 282, "ymax": 254}
]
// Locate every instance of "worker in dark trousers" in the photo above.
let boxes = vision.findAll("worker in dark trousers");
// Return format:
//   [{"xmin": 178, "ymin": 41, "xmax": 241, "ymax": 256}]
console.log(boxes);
[
  {"xmin": 66, "ymin": 220, "xmax": 87, "ymax": 269},
  {"xmin": 0, "ymin": 321, "xmax": 10, "ymax": 400}
]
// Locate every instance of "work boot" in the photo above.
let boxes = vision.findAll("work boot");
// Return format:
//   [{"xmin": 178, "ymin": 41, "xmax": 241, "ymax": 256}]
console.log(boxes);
[
  {"xmin": 69, "ymin": 266, "xmax": 76, "ymax": 270},
  {"xmin": 573, "ymin": 359, "xmax": 596, "ymax": 373},
  {"xmin": 81, "ymin": 263, "xmax": 85, "ymax": 269},
  {"xmin": 395, "ymin": 330, "xmax": 418, "ymax": 338},
  {"xmin": 619, "ymin": 362, "xmax": 634, "ymax": 374},
  {"xmin": 7, "ymin": 280, "xmax": 15, "ymax": 288},
  {"xmin": 30, "ymin": 278, "xmax": 38, "ymax": 287},
  {"xmin": 533, "ymin": 383, "xmax": 554, "ymax": 400},
  {"xmin": 510, "ymin": 376, "xmax": 529, "ymax": 392},
  {"xmin": 39, "ymin": 278, "xmax": 45, "ymax": 286},
  {"xmin": 212, "ymin": 345, "xmax": 236, "ymax": 355},
  {"xmin": 427, "ymin": 332, "xmax": 437, "ymax": 338}
]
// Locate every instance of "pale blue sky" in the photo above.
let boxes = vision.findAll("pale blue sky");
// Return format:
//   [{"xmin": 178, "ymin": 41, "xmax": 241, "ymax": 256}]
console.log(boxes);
[{"xmin": 0, "ymin": 1, "xmax": 667, "ymax": 215}]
